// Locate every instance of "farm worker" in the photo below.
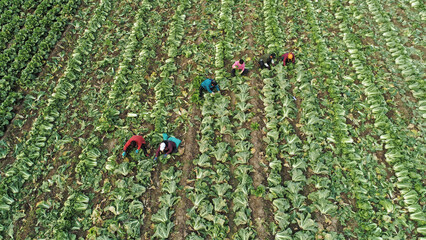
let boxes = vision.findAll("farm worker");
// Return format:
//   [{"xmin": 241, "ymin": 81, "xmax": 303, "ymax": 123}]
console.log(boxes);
[
  {"xmin": 154, "ymin": 133, "xmax": 182, "ymax": 160},
  {"xmin": 258, "ymin": 53, "xmax": 276, "ymax": 70},
  {"xmin": 122, "ymin": 135, "xmax": 148, "ymax": 157},
  {"xmin": 281, "ymin": 52, "xmax": 295, "ymax": 66},
  {"xmin": 231, "ymin": 59, "xmax": 248, "ymax": 77},
  {"xmin": 199, "ymin": 78, "xmax": 220, "ymax": 99}
]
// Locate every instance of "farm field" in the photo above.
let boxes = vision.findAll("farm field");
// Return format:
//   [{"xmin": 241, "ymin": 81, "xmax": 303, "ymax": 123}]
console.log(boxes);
[{"xmin": 0, "ymin": 0, "xmax": 425, "ymax": 239}]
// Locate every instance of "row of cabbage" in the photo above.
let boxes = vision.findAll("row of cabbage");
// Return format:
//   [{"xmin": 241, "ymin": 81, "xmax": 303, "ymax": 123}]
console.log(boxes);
[
  {"xmin": 71, "ymin": 0, "xmax": 179, "ymax": 238},
  {"xmin": 227, "ymin": 0, "xmax": 268, "ymax": 236},
  {"xmin": 60, "ymin": 1, "xmax": 156, "ymax": 238},
  {"xmin": 340, "ymin": 0, "xmax": 424, "ymax": 126},
  {"xmin": 0, "ymin": 0, "xmax": 43, "ymax": 49},
  {"xmin": 88, "ymin": 0, "xmax": 190, "ymax": 237},
  {"xmin": 148, "ymin": 1, "xmax": 192, "ymax": 238},
  {"xmin": 151, "ymin": 166, "xmax": 182, "ymax": 239},
  {"xmin": 263, "ymin": 0, "xmax": 401, "ymax": 238},
  {"xmin": 262, "ymin": 0, "xmax": 329, "ymax": 239},
  {"xmin": 89, "ymin": 1, "xmax": 170, "ymax": 237},
  {"xmin": 230, "ymin": 76, "xmax": 257, "ymax": 238},
  {"xmin": 149, "ymin": 0, "xmax": 190, "ymax": 135},
  {"xmin": 33, "ymin": 0, "xmax": 179, "ymax": 237},
  {"xmin": 344, "ymin": 0, "xmax": 425, "ymax": 176},
  {"xmin": 0, "ymin": 0, "xmax": 81, "ymax": 137},
  {"xmin": 28, "ymin": 0, "xmax": 123, "ymax": 236},
  {"xmin": 305, "ymin": 0, "xmax": 398, "ymax": 238},
  {"xmin": 331, "ymin": 0, "xmax": 425, "ymax": 237},
  {"xmin": 186, "ymin": 0, "xmax": 236, "ymax": 238},
  {"xmin": 295, "ymin": 0, "xmax": 424, "ymax": 238},
  {"xmin": 187, "ymin": 94, "xmax": 233, "ymax": 239},
  {"xmin": 0, "ymin": 0, "xmax": 112, "ymax": 238},
  {"xmin": 214, "ymin": 0, "xmax": 234, "ymax": 87},
  {"xmin": 363, "ymin": 0, "xmax": 425, "ymax": 119},
  {"xmin": 210, "ymin": 0, "xmax": 259, "ymax": 238}
]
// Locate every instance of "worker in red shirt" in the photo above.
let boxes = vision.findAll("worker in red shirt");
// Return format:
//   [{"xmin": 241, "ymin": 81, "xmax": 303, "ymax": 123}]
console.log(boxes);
[
  {"xmin": 281, "ymin": 52, "xmax": 295, "ymax": 66},
  {"xmin": 122, "ymin": 135, "xmax": 148, "ymax": 157}
]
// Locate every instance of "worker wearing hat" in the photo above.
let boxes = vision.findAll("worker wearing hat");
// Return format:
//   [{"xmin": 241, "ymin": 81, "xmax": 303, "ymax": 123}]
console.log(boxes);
[{"xmin": 281, "ymin": 52, "xmax": 295, "ymax": 66}]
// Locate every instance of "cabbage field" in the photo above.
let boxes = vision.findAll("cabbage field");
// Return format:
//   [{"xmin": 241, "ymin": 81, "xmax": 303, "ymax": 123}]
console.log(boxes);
[{"xmin": 0, "ymin": 0, "xmax": 425, "ymax": 239}]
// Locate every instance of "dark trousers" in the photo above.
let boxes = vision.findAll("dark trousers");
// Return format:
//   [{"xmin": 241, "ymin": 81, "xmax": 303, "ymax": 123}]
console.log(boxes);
[
  {"xmin": 141, "ymin": 144, "xmax": 148, "ymax": 155},
  {"xmin": 199, "ymin": 86, "xmax": 207, "ymax": 99},
  {"xmin": 162, "ymin": 140, "xmax": 178, "ymax": 153},
  {"xmin": 231, "ymin": 68, "xmax": 248, "ymax": 77},
  {"xmin": 259, "ymin": 59, "xmax": 271, "ymax": 70},
  {"xmin": 172, "ymin": 146, "xmax": 178, "ymax": 153},
  {"xmin": 129, "ymin": 142, "xmax": 148, "ymax": 155}
]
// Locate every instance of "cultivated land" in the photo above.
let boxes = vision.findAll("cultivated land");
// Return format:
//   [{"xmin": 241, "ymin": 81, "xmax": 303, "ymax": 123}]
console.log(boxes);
[{"xmin": 0, "ymin": 0, "xmax": 425, "ymax": 239}]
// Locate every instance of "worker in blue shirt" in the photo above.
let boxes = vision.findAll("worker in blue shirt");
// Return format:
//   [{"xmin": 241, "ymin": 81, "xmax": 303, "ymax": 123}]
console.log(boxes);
[{"xmin": 199, "ymin": 79, "xmax": 220, "ymax": 99}]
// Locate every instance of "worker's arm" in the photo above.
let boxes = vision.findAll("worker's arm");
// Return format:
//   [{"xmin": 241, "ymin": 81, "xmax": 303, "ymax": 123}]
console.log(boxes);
[
  {"xmin": 240, "ymin": 63, "xmax": 245, "ymax": 74},
  {"xmin": 232, "ymin": 61, "xmax": 238, "ymax": 69},
  {"xmin": 123, "ymin": 139, "xmax": 132, "ymax": 151},
  {"xmin": 281, "ymin": 54, "xmax": 287, "ymax": 66},
  {"xmin": 215, "ymin": 85, "xmax": 220, "ymax": 91},
  {"xmin": 268, "ymin": 56, "xmax": 275, "ymax": 66},
  {"xmin": 206, "ymin": 85, "xmax": 213, "ymax": 93},
  {"xmin": 155, "ymin": 147, "xmax": 161, "ymax": 157},
  {"xmin": 201, "ymin": 80, "xmax": 213, "ymax": 93},
  {"xmin": 136, "ymin": 138, "xmax": 145, "ymax": 150},
  {"xmin": 140, "ymin": 144, "xmax": 148, "ymax": 156},
  {"xmin": 165, "ymin": 142, "xmax": 175, "ymax": 155}
]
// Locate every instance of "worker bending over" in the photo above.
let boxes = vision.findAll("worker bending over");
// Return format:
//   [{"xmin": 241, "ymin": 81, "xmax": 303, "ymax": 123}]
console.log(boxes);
[
  {"xmin": 259, "ymin": 53, "xmax": 276, "ymax": 70},
  {"xmin": 199, "ymin": 78, "xmax": 220, "ymax": 99},
  {"xmin": 231, "ymin": 59, "xmax": 248, "ymax": 77},
  {"xmin": 281, "ymin": 52, "xmax": 295, "ymax": 66},
  {"xmin": 122, "ymin": 134, "xmax": 148, "ymax": 157},
  {"xmin": 154, "ymin": 133, "xmax": 182, "ymax": 160}
]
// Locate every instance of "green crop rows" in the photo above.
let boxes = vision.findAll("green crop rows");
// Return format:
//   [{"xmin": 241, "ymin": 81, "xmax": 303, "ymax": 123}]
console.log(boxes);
[{"xmin": 0, "ymin": 0, "xmax": 424, "ymax": 239}]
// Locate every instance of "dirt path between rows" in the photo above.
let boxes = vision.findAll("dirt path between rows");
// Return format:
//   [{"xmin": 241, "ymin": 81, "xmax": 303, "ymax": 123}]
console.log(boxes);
[
  {"xmin": 141, "ymin": 160, "xmax": 166, "ymax": 238},
  {"xmin": 172, "ymin": 104, "xmax": 200, "ymax": 239},
  {"xmin": 248, "ymin": 85, "xmax": 273, "ymax": 240},
  {"xmin": 0, "ymin": 0, "xmax": 92, "ymax": 171},
  {"xmin": 242, "ymin": 1, "xmax": 274, "ymax": 239}
]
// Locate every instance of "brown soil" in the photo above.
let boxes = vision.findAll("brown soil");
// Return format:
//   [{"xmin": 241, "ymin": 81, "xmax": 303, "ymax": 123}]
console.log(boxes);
[
  {"xmin": 0, "ymin": 0, "xmax": 91, "ymax": 170},
  {"xmin": 104, "ymin": 138, "xmax": 118, "ymax": 153},
  {"xmin": 227, "ymin": 165, "xmax": 238, "ymax": 236},
  {"xmin": 140, "ymin": 162, "xmax": 163, "ymax": 238},
  {"xmin": 394, "ymin": 93, "xmax": 414, "ymax": 121},
  {"xmin": 361, "ymin": 36, "xmax": 374, "ymax": 46},
  {"xmin": 17, "ymin": 147, "xmax": 80, "ymax": 239},
  {"xmin": 312, "ymin": 211, "xmax": 343, "ymax": 233},
  {"xmin": 340, "ymin": 192, "xmax": 357, "ymax": 210},
  {"xmin": 247, "ymin": 56, "xmax": 273, "ymax": 240},
  {"xmin": 224, "ymin": 92, "xmax": 237, "ymax": 236},
  {"xmin": 375, "ymin": 147, "xmax": 393, "ymax": 180},
  {"xmin": 288, "ymin": 84, "xmax": 306, "ymax": 142},
  {"xmin": 171, "ymin": 104, "xmax": 200, "ymax": 239},
  {"xmin": 141, "ymin": 1, "xmax": 189, "ymax": 238},
  {"xmin": 11, "ymin": 0, "xmax": 142, "ymax": 237}
]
